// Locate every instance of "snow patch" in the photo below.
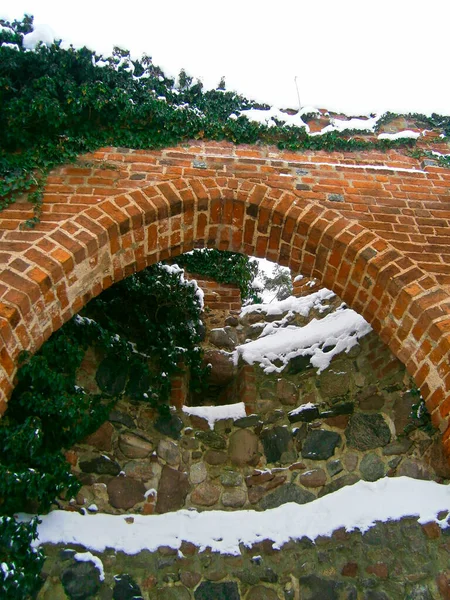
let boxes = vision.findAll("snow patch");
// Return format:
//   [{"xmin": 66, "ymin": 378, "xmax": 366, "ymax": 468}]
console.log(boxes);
[
  {"xmin": 23, "ymin": 478, "xmax": 450, "ymax": 556},
  {"xmin": 377, "ymin": 130, "xmax": 421, "ymax": 140},
  {"xmin": 182, "ymin": 402, "xmax": 247, "ymax": 430}
]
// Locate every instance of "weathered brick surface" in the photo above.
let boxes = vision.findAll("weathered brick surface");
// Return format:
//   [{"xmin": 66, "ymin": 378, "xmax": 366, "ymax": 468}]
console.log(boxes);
[{"xmin": 1, "ymin": 141, "xmax": 450, "ymax": 459}]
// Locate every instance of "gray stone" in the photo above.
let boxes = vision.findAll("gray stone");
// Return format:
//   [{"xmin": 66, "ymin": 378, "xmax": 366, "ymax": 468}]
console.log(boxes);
[
  {"xmin": 247, "ymin": 586, "xmax": 279, "ymax": 600},
  {"xmin": 156, "ymin": 587, "xmax": 190, "ymax": 600},
  {"xmin": 288, "ymin": 354, "xmax": 312, "ymax": 374},
  {"xmin": 259, "ymin": 483, "xmax": 315, "ymax": 509},
  {"xmin": 396, "ymin": 459, "xmax": 432, "ymax": 480},
  {"xmin": 228, "ymin": 429, "xmax": 259, "ymax": 465},
  {"xmin": 328, "ymin": 193, "xmax": 344, "ymax": 202},
  {"xmin": 225, "ymin": 314, "xmax": 239, "ymax": 327},
  {"xmin": 190, "ymin": 461, "xmax": 207, "ymax": 484},
  {"xmin": 359, "ymin": 394, "xmax": 384, "ymax": 410},
  {"xmin": 382, "ymin": 439, "xmax": 413, "ymax": 456},
  {"xmin": 123, "ymin": 460, "xmax": 161, "ymax": 484},
  {"xmin": 299, "ymin": 574, "xmax": 341, "ymax": 600},
  {"xmin": 157, "ymin": 439, "xmax": 180, "ymax": 466},
  {"xmin": 261, "ymin": 426, "xmax": 292, "ymax": 463},
  {"xmin": 318, "ymin": 367, "xmax": 351, "ymax": 399},
  {"xmin": 191, "ymin": 481, "xmax": 221, "ymax": 506},
  {"xmin": 288, "ymin": 404, "xmax": 320, "ymax": 423},
  {"xmin": 119, "ymin": 433, "xmax": 153, "ymax": 458},
  {"xmin": 327, "ymin": 460, "xmax": 343, "ymax": 477},
  {"xmin": 61, "ymin": 561, "xmax": 101, "ymax": 600},
  {"xmin": 79, "ymin": 455, "xmax": 121, "ymax": 476},
  {"xmin": 346, "ymin": 414, "xmax": 391, "ymax": 450},
  {"xmin": 109, "ymin": 410, "xmax": 135, "ymax": 429},
  {"xmin": 302, "ymin": 430, "xmax": 341, "ymax": 460},
  {"xmin": 156, "ymin": 466, "xmax": 190, "ymax": 513},
  {"xmin": 154, "ymin": 414, "xmax": 184, "ymax": 440},
  {"xmin": 113, "ymin": 574, "xmax": 143, "ymax": 599},
  {"xmin": 204, "ymin": 450, "xmax": 227, "ymax": 465},
  {"xmin": 220, "ymin": 471, "xmax": 243, "ymax": 487},
  {"xmin": 300, "ymin": 468, "xmax": 327, "ymax": 488},
  {"xmin": 221, "ymin": 488, "xmax": 247, "ymax": 507},
  {"xmin": 196, "ymin": 430, "xmax": 227, "ymax": 450},
  {"xmin": 209, "ymin": 327, "xmax": 238, "ymax": 350},
  {"xmin": 319, "ymin": 474, "xmax": 359, "ymax": 497},
  {"xmin": 276, "ymin": 379, "xmax": 298, "ymax": 406},
  {"xmin": 343, "ymin": 453, "xmax": 359, "ymax": 472},
  {"xmin": 107, "ymin": 477, "xmax": 146, "ymax": 510},
  {"xmin": 360, "ymin": 453, "xmax": 386, "ymax": 481},
  {"xmin": 194, "ymin": 581, "xmax": 240, "ymax": 600},
  {"xmin": 203, "ymin": 350, "xmax": 236, "ymax": 386},
  {"xmin": 234, "ymin": 415, "xmax": 261, "ymax": 428}
]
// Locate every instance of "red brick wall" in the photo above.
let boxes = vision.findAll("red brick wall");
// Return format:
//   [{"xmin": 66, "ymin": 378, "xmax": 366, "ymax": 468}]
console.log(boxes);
[
  {"xmin": 184, "ymin": 272, "xmax": 241, "ymax": 312},
  {"xmin": 0, "ymin": 140, "xmax": 450, "ymax": 457}
]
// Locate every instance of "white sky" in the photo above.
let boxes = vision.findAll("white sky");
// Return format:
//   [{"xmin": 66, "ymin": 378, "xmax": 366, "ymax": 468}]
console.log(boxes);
[{"xmin": 2, "ymin": 1, "xmax": 450, "ymax": 116}]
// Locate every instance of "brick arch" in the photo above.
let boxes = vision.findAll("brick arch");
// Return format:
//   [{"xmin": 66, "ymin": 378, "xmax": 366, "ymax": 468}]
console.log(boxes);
[{"xmin": 1, "ymin": 144, "xmax": 450, "ymax": 458}]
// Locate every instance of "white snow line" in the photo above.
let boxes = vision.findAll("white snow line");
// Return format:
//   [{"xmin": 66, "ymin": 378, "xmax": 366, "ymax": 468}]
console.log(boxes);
[
  {"xmin": 182, "ymin": 402, "xmax": 246, "ymax": 430},
  {"xmin": 74, "ymin": 551, "xmax": 105, "ymax": 581},
  {"xmin": 22, "ymin": 477, "xmax": 450, "ymax": 556}
]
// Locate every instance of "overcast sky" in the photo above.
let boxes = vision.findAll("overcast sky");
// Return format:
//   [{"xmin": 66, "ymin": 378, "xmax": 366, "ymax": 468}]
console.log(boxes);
[{"xmin": 2, "ymin": 1, "xmax": 450, "ymax": 116}]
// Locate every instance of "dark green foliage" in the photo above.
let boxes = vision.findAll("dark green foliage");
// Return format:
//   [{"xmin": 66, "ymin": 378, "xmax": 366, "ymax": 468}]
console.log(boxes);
[
  {"xmin": 0, "ymin": 15, "xmax": 433, "ymax": 223},
  {"xmin": 262, "ymin": 264, "xmax": 293, "ymax": 301},
  {"xmin": 0, "ymin": 261, "xmax": 207, "ymax": 598},
  {"xmin": 0, "ymin": 516, "xmax": 45, "ymax": 599},
  {"xmin": 408, "ymin": 385, "xmax": 435, "ymax": 436},
  {"xmin": 174, "ymin": 249, "xmax": 261, "ymax": 303}
]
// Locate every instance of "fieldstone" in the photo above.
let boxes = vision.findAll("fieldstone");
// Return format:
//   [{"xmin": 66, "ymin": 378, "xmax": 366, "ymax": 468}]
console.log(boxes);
[
  {"xmin": 261, "ymin": 426, "xmax": 292, "ymax": 463},
  {"xmin": 220, "ymin": 471, "xmax": 243, "ymax": 487},
  {"xmin": 154, "ymin": 414, "xmax": 184, "ymax": 440},
  {"xmin": 79, "ymin": 455, "xmax": 121, "ymax": 476},
  {"xmin": 157, "ymin": 439, "xmax": 180, "ymax": 466},
  {"xmin": 430, "ymin": 437, "xmax": 450, "ymax": 478},
  {"xmin": 156, "ymin": 466, "xmax": 190, "ymax": 513},
  {"xmin": 360, "ymin": 453, "xmax": 386, "ymax": 481},
  {"xmin": 247, "ymin": 586, "xmax": 279, "ymax": 600},
  {"xmin": 318, "ymin": 367, "xmax": 351, "ymax": 399},
  {"xmin": 83, "ymin": 421, "xmax": 114, "ymax": 451},
  {"xmin": 180, "ymin": 436, "xmax": 199, "ymax": 450},
  {"xmin": 288, "ymin": 404, "xmax": 320, "ymax": 423},
  {"xmin": 156, "ymin": 587, "xmax": 190, "ymax": 600},
  {"xmin": 299, "ymin": 468, "xmax": 327, "ymax": 488},
  {"xmin": 123, "ymin": 460, "xmax": 161, "ymax": 484},
  {"xmin": 191, "ymin": 481, "xmax": 221, "ymax": 506},
  {"xmin": 288, "ymin": 354, "xmax": 312, "ymax": 374},
  {"xmin": 107, "ymin": 477, "xmax": 146, "ymax": 510},
  {"xmin": 194, "ymin": 581, "xmax": 240, "ymax": 600},
  {"xmin": 225, "ymin": 314, "xmax": 239, "ymax": 327},
  {"xmin": 209, "ymin": 327, "xmax": 239, "ymax": 350},
  {"xmin": 228, "ymin": 429, "xmax": 259, "ymax": 465},
  {"xmin": 109, "ymin": 410, "xmax": 135, "ymax": 429},
  {"xmin": 37, "ymin": 579, "xmax": 68, "ymax": 600},
  {"xmin": 327, "ymin": 460, "xmax": 343, "ymax": 477},
  {"xmin": 343, "ymin": 453, "xmax": 359, "ymax": 472},
  {"xmin": 221, "ymin": 488, "xmax": 247, "ymax": 507},
  {"xmin": 113, "ymin": 574, "xmax": 143, "ymax": 599},
  {"xmin": 259, "ymin": 483, "xmax": 315, "ymax": 509},
  {"xmin": 260, "ymin": 380, "xmax": 276, "ymax": 399},
  {"xmin": 299, "ymin": 574, "xmax": 341, "ymax": 600},
  {"xmin": 346, "ymin": 414, "xmax": 391, "ymax": 450},
  {"xmin": 382, "ymin": 438, "xmax": 413, "ymax": 456},
  {"xmin": 204, "ymin": 450, "xmax": 227, "ymax": 465},
  {"xmin": 393, "ymin": 392, "xmax": 415, "ymax": 433},
  {"xmin": 119, "ymin": 433, "xmax": 153, "ymax": 458},
  {"xmin": 319, "ymin": 474, "xmax": 359, "ymax": 497},
  {"xmin": 203, "ymin": 350, "xmax": 236, "ymax": 386},
  {"xmin": 196, "ymin": 430, "xmax": 227, "ymax": 450},
  {"xmin": 302, "ymin": 430, "xmax": 341, "ymax": 460},
  {"xmin": 320, "ymin": 402, "xmax": 354, "ymax": 418},
  {"xmin": 277, "ymin": 379, "xmax": 298, "ymax": 406},
  {"xmin": 92, "ymin": 483, "xmax": 109, "ymax": 509},
  {"xmin": 359, "ymin": 394, "xmax": 384, "ymax": 410},
  {"xmin": 396, "ymin": 459, "xmax": 431, "ymax": 480},
  {"xmin": 190, "ymin": 461, "xmax": 207, "ymax": 484},
  {"xmin": 180, "ymin": 571, "xmax": 202, "ymax": 588},
  {"xmin": 189, "ymin": 415, "xmax": 210, "ymax": 431},
  {"xmin": 61, "ymin": 561, "xmax": 101, "ymax": 600},
  {"xmin": 234, "ymin": 415, "xmax": 261, "ymax": 428}
]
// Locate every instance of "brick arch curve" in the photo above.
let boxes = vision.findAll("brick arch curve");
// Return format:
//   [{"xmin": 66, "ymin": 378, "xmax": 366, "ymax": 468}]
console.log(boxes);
[{"xmin": 1, "ymin": 147, "xmax": 450, "ymax": 458}]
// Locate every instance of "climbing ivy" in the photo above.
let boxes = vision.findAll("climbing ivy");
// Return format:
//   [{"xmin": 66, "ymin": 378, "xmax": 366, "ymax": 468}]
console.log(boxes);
[
  {"xmin": 0, "ymin": 261, "xmax": 207, "ymax": 598},
  {"xmin": 0, "ymin": 15, "xmax": 438, "ymax": 222},
  {"xmin": 174, "ymin": 249, "xmax": 261, "ymax": 303}
]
